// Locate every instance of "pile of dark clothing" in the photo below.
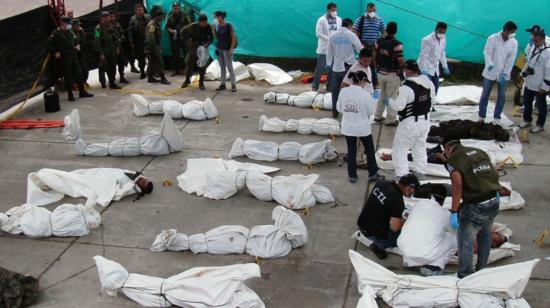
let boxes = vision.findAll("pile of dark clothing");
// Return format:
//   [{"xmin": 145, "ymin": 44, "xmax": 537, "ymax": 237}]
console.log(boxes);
[
  {"xmin": 429, "ymin": 120, "xmax": 510, "ymax": 142},
  {"xmin": 0, "ymin": 267, "xmax": 39, "ymax": 308}
]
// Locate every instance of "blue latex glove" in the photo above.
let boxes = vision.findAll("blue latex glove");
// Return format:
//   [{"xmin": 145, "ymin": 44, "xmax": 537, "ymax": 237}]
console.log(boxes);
[
  {"xmin": 420, "ymin": 69, "xmax": 430, "ymax": 76},
  {"xmin": 383, "ymin": 97, "xmax": 389, "ymax": 106},
  {"xmin": 450, "ymin": 212, "xmax": 459, "ymax": 230},
  {"xmin": 372, "ymin": 89, "xmax": 380, "ymax": 99},
  {"xmin": 487, "ymin": 64, "xmax": 495, "ymax": 71},
  {"xmin": 443, "ymin": 67, "xmax": 451, "ymax": 75},
  {"xmin": 325, "ymin": 65, "xmax": 331, "ymax": 72},
  {"xmin": 498, "ymin": 73, "xmax": 508, "ymax": 84}
]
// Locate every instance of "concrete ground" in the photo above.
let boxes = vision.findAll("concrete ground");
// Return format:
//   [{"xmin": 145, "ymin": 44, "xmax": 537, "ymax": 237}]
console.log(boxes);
[{"xmin": 0, "ymin": 72, "xmax": 549, "ymax": 308}]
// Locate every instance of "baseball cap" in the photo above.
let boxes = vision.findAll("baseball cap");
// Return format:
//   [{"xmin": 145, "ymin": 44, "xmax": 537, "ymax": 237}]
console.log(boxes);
[
  {"xmin": 398, "ymin": 173, "xmax": 420, "ymax": 188},
  {"xmin": 526, "ymin": 25, "xmax": 541, "ymax": 33}
]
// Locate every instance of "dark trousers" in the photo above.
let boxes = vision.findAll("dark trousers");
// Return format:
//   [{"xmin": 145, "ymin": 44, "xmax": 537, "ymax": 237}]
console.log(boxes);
[
  {"xmin": 523, "ymin": 88, "xmax": 547, "ymax": 127},
  {"xmin": 61, "ymin": 53, "xmax": 83, "ymax": 91},
  {"xmin": 345, "ymin": 135, "xmax": 379, "ymax": 178},
  {"xmin": 331, "ymin": 64, "xmax": 351, "ymax": 117},
  {"xmin": 76, "ymin": 54, "xmax": 88, "ymax": 83},
  {"xmin": 185, "ymin": 48, "xmax": 206, "ymax": 85},
  {"xmin": 99, "ymin": 53, "xmax": 116, "ymax": 85},
  {"xmin": 133, "ymin": 40, "xmax": 146, "ymax": 71},
  {"xmin": 116, "ymin": 49, "xmax": 127, "ymax": 78},
  {"xmin": 170, "ymin": 39, "xmax": 184, "ymax": 73},
  {"xmin": 427, "ymin": 73, "xmax": 440, "ymax": 94},
  {"xmin": 364, "ymin": 229, "xmax": 400, "ymax": 250}
]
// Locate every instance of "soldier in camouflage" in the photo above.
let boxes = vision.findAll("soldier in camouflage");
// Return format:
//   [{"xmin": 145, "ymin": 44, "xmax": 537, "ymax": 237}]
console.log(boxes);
[
  {"xmin": 94, "ymin": 11, "xmax": 121, "ymax": 89},
  {"xmin": 128, "ymin": 3, "xmax": 151, "ymax": 79},
  {"xmin": 146, "ymin": 6, "xmax": 170, "ymax": 84},
  {"xmin": 109, "ymin": 11, "xmax": 129, "ymax": 84},
  {"xmin": 166, "ymin": 2, "xmax": 192, "ymax": 76}
]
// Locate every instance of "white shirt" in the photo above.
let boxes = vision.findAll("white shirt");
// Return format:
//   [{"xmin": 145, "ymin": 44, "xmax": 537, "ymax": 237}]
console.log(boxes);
[
  {"xmin": 315, "ymin": 14, "xmax": 342, "ymax": 55},
  {"xmin": 523, "ymin": 44, "xmax": 550, "ymax": 92},
  {"xmin": 481, "ymin": 32, "xmax": 518, "ymax": 81},
  {"xmin": 336, "ymin": 85, "xmax": 376, "ymax": 136},
  {"xmin": 525, "ymin": 36, "xmax": 550, "ymax": 62},
  {"xmin": 326, "ymin": 27, "xmax": 363, "ymax": 72},
  {"xmin": 417, "ymin": 32, "xmax": 448, "ymax": 76},
  {"xmin": 342, "ymin": 61, "xmax": 374, "ymax": 93},
  {"xmin": 389, "ymin": 75, "xmax": 435, "ymax": 122}
]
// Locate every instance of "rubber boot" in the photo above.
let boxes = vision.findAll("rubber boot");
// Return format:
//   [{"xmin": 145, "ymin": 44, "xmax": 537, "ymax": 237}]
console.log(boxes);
[
  {"xmin": 119, "ymin": 75, "xmax": 129, "ymax": 84},
  {"xmin": 160, "ymin": 74, "xmax": 171, "ymax": 85},
  {"xmin": 79, "ymin": 85, "xmax": 94, "ymax": 98},
  {"xmin": 140, "ymin": 69, "xmax": 146, "ymax": 79},
  {"xmin": 68, "ymin": 90, "xmax": 75, "ymax": 102},
  {"xmin": 148, "ymin": 74, "xmax": 160, "ymax": 83},
  {"xmin": 109, "ymin": 82, "xmax": 122, "ymax": 89}
]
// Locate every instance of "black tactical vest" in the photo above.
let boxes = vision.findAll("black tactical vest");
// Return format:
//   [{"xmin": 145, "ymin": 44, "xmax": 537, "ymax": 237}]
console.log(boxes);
[
  {"xmin": 398, "ymin": 80, "xmax": 431, "ymax": 121},
  {"xmin": 376, "ymin": 36, "xmax": 401, "ymax": 72}
]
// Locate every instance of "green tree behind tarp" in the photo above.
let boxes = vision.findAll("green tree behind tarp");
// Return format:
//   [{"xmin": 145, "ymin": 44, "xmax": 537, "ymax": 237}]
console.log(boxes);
[{"xmin": 147, "ymin": 0, "xmax": 549, "ymax": 63}]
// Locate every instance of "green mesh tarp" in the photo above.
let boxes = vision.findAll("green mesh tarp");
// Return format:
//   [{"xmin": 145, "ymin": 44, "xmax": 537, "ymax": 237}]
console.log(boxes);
[{"xmin": 146, "ymin": 0, "xmax": 549, "ymax": 63}]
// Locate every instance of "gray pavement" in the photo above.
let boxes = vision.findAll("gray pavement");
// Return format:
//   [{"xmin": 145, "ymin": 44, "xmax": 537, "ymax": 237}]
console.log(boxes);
[{"xmin": 0, "ymin": 73, "xmax": 549, "ymax": 308}]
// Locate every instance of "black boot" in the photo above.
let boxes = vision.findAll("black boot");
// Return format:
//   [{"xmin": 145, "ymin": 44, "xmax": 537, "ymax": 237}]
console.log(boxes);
[
  {"xmin": 199, "ymin": 82, "xmax": 205, "ymax": 90},
  {"xmin": 181, "ymin": 80, "xmax": 190, "ymax": 88},
  {"xmin": 140, "ymin": 70, "xmax": 146, "ymax": 79},
  {"xmin": 109, "ymin": 82, "xmax": 122, "ymax": 89},
  {"xmin": 148, "ymin": 74, "xmax": 160, "ymax": 83},
  {"xmin": 130, "ymin": 65, "xmax": 139, "ymax": 73},
  {"xmin": 79, "ymin": 85, "xmax": 93, "ymax": 98},
  {"xmin": 216, "ymin": 84, "xmax": 226, "ymax": 91},
  {"xmin": 160, "ymin": 74, "xmax": 171, "ymax": 85},
  {"xmin": 119, "ymin": 76, "xmax": 129, "ymax": 84},
  {"xmin": 101, "ymin": 83, "xmax": 107, "ymax": 89},
  {"xmin": 68, "ymin": 91, "xmax": 75, "ymax": 102}
]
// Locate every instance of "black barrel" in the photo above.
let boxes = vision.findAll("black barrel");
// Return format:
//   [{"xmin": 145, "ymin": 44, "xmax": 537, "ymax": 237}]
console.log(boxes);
[{"xmin": 44, "ymin": 89, "xmax": 60, "ymax": 113}]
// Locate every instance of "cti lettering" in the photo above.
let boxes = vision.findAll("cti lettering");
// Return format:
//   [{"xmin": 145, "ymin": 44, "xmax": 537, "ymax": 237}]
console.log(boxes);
[{"xmin": 372, "ymin": 187, "xmax": 387, "ymax": 204}]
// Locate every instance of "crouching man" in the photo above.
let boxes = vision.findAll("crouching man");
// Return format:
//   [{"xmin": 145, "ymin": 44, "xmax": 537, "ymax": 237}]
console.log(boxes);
[{"xmin": 357, "ymin": 173, "xmax": 419, "ymax": 259}]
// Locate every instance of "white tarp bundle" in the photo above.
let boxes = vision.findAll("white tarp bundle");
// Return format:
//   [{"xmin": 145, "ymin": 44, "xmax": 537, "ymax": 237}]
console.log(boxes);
[
  {"xmin": 247, "ymin": 63, "xmax": 293, "ymax": 85},
  {"xmin": 131, "ymin": 94, "xmax": 218, "ymax": 120},
  {"xmin": 435, "ymin": 85, "xmax": 482, "ymax": 105},
  {"xmin": 375, "ymin": 148, "xmax": 449, "ymax": 178},
  {"xmin": 150, "ymin": 206, "xmax": 307, "ymax": 259},
  {"xmin": 431, "ymin": 103, "xmax": 514, "ymax": 127},
  {"xmin": 63, "ymin": 110, "xmax": 184, "ymax": 156},
  {"xmin": 259, "ymin": 115, "xmax": 340, "ymax": 136},
  {"xmin": 264, "ymin": 91, "xmax": 332, "ymax": 110},
  {"xmin": 93, "ymin": 256, "xmax": 265, "ymax": 308},
  {"xmin": 0, "ymin": 203, "xmax": 100, "ymax": 238},
  {"xmin": 203, "ymin": 59, "xmax": 251, "ymax": 81},
  {"xmin": 349, "ymin": 250, "xmax": 537, "ymax": 308},
  {"xmin": 25, "ymin": 168, "xmax": 143, "ymax": 208},
  {"xmin": 229, "ymin": 138, "xmax": 338, "ymax": 164}
]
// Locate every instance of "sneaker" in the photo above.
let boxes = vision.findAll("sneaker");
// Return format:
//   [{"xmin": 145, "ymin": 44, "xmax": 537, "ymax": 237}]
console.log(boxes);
[
  {"xmin": 519, "ymin": 122, "xmax": 532, "ymax": 128},
  {"xmin": 349, "ymin": 177, "xmax": 358, "ymax": 183},
  {"xmin": 216, "ymin": 84, "xmax": 226, "ymax": 91},
  {"xmin": 531, "ymin": 125, "xmax": 544, "ymax": 133},
  {"xmin": 368, "ymin": 173, "xmax": 385, "ymax": 182},
  {"xmin": 374, "ymin": 117, "xmax": 385, "ymax": 123},
  {"xmin": 420, "ymin": 265, "xmax": 444, "ymax": 276},
  {"xmin": 478, "ymin": 117, "xmax": 485, "ymax": 123},
  {"xmin": 492, "ymin": 118, "xmax": 503, "ymax": 126},
  {"xmin": 369, "ymin": 243, "xmax": 387, "ymax": 260},
  {"xmin": 231, "ymin": 85, "xmax": 237, "ymax": 93}
]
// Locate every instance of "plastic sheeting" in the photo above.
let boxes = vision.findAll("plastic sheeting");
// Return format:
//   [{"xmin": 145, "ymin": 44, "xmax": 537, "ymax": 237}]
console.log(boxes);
[
  {"xmin": 247, "ymin": 63, "xmax": 293, "ymax": 85},
  {"xmin": 93, "ymin": 255, "xmax": 265, "ymax": 307},
  {"xmin": 349, "ymin": 250, "xmax": 538, "ymax": 308},
  {"xmin": 204, "ymin": 60, "xmax": 251, "ymax": 82},
  {"xmin": 131, "ymin": 94, "xmax": 218, "ymax": 120},
  {"xmin": 264, "ymin": 91, "xmax": 333, "ymax": 111},
  {"xmin": 431, "ymin": 103, "xmax": 515, "ymax": 128},
  {"xmin": 229, "ymin": 138, "xmax": 338, "ymax": 165},
  {"xmin": 435, "ymin": 85, "xmax": 483, "ymax": 105},
  {"xmin": 63, "ymin": 109, "xmax": 184, "ymax": 156},
  {"xmin": 259, "ymin": 115, "xmax": 340, "ymax": 136},
  {"xmin": 0, "ymin": 203, "xmax": 100, "ymax": 238},
  {"xmin": 151, "ymin": 206, "xmax": 307, "ymax": 259}
]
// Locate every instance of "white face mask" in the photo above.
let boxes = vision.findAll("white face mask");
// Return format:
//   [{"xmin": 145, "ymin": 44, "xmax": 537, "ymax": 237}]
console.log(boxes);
[
  {"xmin": 330, "ymin": 11, "xmax": 337, "ymax": 18},
  {"xmin": 508, "ymin": 32, "xmax": 516, "ymax": 39},
  {"xmin": 66, "ymin": 24, "xmax": 72, "ymax": 30},
  {"xmin": 367, "ymin": 12, "xmax": 375, "ymax": 18},
  {"xmin": 212, "ymin": 19, "xmax": 219, "ymax": 26},
  {"xmin": 436, "ymin": 33, "xmax": 445, "ymax": 39}
]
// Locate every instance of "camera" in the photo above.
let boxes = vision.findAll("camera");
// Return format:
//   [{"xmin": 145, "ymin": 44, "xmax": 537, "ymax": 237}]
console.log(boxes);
[{"xmin": 521, "ymin": 66, "xmax": 535, "ymax": 78}]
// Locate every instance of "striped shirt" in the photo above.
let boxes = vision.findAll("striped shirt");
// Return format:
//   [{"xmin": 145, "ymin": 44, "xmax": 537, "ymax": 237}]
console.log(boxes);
[{"xmin": 353, "ymin": 14, "xmax": 385, "ymax": 45}]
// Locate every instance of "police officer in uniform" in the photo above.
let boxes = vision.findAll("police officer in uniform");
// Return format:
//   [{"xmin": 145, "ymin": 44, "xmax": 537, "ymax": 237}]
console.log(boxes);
[
  {"xmin": 95, "ymin": 11, "xmax": 121, "ymax": 89},
  {"xmin": 110, "ymin": 11, "xmax": 129, "ymax": 84},
  {"xmin": 443, "ymin": 139, "xmax": 501, "ymax": 278},
  {"xmin": 389, "ymin": 60, "xmax": 435, "ymax": 179},
  {"xmin": 71, "ymin": 19, "xmax": 89, "ymax": 85},
  {"xmin": 166, "ymin": 2, "xmax": 192, "ymax": 76},
  {"xmin": 356, "ymin": 173, "xmax": 419, "ymax": 259},
  {"xmin": 146, "ymin": 6, "xmax": 170, "ymax": 84},
  {"xmin": 49, "ymin": 16, "xmax": 93, "ymax": 101},
  {"xmin": 128, "ymin": 3, "xmax": 151, "ymax": 79},
  {"xmin": 373, "ymin": 21, "xmax": 404, "ymax": 126}
]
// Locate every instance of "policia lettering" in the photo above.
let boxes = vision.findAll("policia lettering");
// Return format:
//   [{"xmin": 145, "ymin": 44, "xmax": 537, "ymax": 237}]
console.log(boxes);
[{"xmin": 397, "ymin": 80, "xmax": 431, "ymax": 121}]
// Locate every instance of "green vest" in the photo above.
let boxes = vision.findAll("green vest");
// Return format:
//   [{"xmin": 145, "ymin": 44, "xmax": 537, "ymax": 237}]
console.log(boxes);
[{"xmin": 447, "ymin": 145, "xmax": 501, "ymax": 203}]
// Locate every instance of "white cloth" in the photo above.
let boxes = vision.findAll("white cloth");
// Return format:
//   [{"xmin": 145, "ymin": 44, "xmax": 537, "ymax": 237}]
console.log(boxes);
[
  {"xmin": 315, "ymin": 14, "xmax": 342, "ymax": 54},
  {"xmin": 524, "ymin": 36, "xmax": 550, "ymax": 62},
  {"xmin": 204, "ymin": 59, "xmax": 251, "ymax": 81},
  {"xmin": 196, "ymin": 46, "xmax": 209, "ymax": 67},
  {"xmin": 336, "ymin": 85, "xmax": 376, "ymax": 136},
  {"xmin": 259, "ymin": 115, "xmax": 341, "ymax": 136},
  {"xmin": 375, "ymin": 147, "xmax": 449, "ymax": 178},
  {"xmin": 326, "ymin": 27, "xmax": 363, "ymax": 72},
  {"xmin": 263, "ymin": 91, "xmax": 333, "ymax": 110},
  {"xmin": 523, "ymin": 43, "xmax": 550, "ymax": 92},
  {"xmin": 435, "ymin": 85, "xmax": 482, "ymax": 105},
  {"xmin": 93, "ymin": 256, "xmax": 265, "ymax": 308},
  {"xmin": 131, "ymin": 94, "xmax": 218, "ymax": 120},
  {"xmin": 389, "ymin": 76, "xmax": 435, "ymax": 177},
  {"xmin": 151, "ymin": 206, "xmax": 308, "ymax": 259},
  {"xmin": 349, "ymin": 250, "xmax": 538, "ymax": 308},
  {"xmin": 247, "ymin": 63, "xmax": 293, "ymax": 85},
  {"xmin": 342, "ymin": 62, "xmax": 374, "ymax": 93},
  {"xmin": 417, "ymin": 32, "xmax": 448, "ymax": 76},
  {"xmin": 482, "ymin": 32, "xmax": 518, "ymax": 81}
]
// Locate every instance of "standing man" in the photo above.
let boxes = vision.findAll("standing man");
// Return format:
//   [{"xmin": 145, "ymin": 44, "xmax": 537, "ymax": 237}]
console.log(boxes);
[
  {"xmin": 312, "ymin": 3, "xmax": 341, "ymax": 92},
  {"xmin": 524, "ymin": 25, "xmax": 550, "ymax": 63},
  {"xmin": 326, "ymin": 18, "xmax": 363, "ymax": 118},
  {"xmin": 519, "ymin": 30, "xmax": 550, "ymax": 133},
  {"xmin": 389, "ymin": 60, "xmax": 435, "ymax": 179},
  {"xmin": 110, "ymin": 12, "xmax": 129, "ymax": 84},
  {"xmin": 478, "ymin": 21, "xmax": 518, "ymax": 125},
  {"xmin": 418, "ymin": 22, "xmax": 450, "ymax": 95},
  {"xmin": 354, "ymin": 2, "xmax": 385, "ymax": 88},
  {"xmin": 128, "ymin": 3, "xmax": 151, "ymax": 79},
  {"xmin": 146, "ymin": 6, "xmax": 170, "ymax": 85},
  {"xmin": 94, "ymin": 11, "xmax": 120, "ymax": 89},
  {"xmin": 444, "ymin": 139, "xmax": 501, "ymax": 278},
  {"xmin": 49, "ymin": 16, "xmax": 94, "ymax": 101},
  {"xmin": 167, "ymin": 2, "xmax": 192, "ymax": 76},
  {"xmin": 373, "ymin": 21, "xmax": 404, "ymax": 126},
  {"xmin": 357, "ymin": 173, "xmax": 419, "ymax": 259},
  {"xmin": 180, "ymin": 14, "xmax": 214, "ymax": 90},
  {"xmin": 71, "ymin": 19, "xmax": 89, "ymax": 85}
]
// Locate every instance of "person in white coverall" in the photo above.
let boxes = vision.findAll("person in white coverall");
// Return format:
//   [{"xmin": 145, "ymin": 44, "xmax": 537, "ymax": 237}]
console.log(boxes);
[
  {"xmin": 312, "ymin": 2, "xmax": 341, "ymax": 91},
  {"xmin": 389, "ymin": 60, "xmax": 435, "ymax": 178},
  {"xmin": 418, "ymin": 21, "xmax": 450, "ymax": 94},
  {"xmin": 478, "ymin": 21, "xmax": 518, "ymax": 125}
]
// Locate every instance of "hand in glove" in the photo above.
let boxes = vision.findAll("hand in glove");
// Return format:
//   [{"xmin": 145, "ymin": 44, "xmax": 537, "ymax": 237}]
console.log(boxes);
[
  {"xmin": 443, "ymin": 67, "xmax": 451, "ymax": 75},
  {"xmin": 420, "ymin": 69, "xmax": 430, "ymax": 76},
  {"xmin": 487, "ymin": 64, "xmax": 495, "ymax": 71},
  {"xmin": 498, "ymin": 73, "xmax": 508, "ymax": 84},
  {"xmin": 372, "ymin": 89, "xmax": 380, "ymax": 99},
  {"xmin": 450, "ymin": 212, "xmax": 459, "ymax": 230}
]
